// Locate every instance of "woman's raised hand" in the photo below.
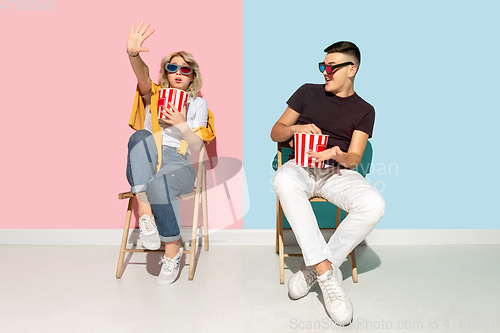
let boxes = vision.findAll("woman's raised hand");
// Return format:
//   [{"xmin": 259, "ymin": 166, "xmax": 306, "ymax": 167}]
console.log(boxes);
[{"xmin": 126, "ymin": 22, "xmax": 155, "ymax": 56}]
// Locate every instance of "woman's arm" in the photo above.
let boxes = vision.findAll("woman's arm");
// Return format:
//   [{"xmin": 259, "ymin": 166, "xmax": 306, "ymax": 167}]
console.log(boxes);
[
  {"xmin": 126, "ymin": 22, "xmax": 155, "ymax": 96},
  {"xmin": 160, "ymin": 102, "xmax": 204, "ymax": 151}
]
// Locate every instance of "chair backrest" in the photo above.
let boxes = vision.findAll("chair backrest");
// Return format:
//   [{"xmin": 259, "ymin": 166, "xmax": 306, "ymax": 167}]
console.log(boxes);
[
  {"xmin": 273, "ymin": 138, "xmax": 293, "ymax": 171},
  {"xmin": 355, "ymin": 140, "xmax": 373, "ymax": 177},
  {"xmin": 195, "ymin": 145, "xmax": 206, "ymax": 179},
  {"xmin": 190, "ymin": 145, "xmax": 206, "ymax": 193}
]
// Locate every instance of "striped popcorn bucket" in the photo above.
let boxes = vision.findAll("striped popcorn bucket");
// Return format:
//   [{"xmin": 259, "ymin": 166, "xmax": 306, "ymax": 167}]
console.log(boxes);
[
  {"xmin": 294, "ymin": 133, "xmax": 329, "ymax": 168},
  {"xmin": 157, "ymin": 88, "xmax": 188, "ymax": 119}
]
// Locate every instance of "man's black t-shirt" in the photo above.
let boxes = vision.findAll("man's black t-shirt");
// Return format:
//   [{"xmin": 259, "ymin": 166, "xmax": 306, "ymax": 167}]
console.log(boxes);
[{"xmin": 287, "ymin": 84, "xmax": 375, "ymax": 164}]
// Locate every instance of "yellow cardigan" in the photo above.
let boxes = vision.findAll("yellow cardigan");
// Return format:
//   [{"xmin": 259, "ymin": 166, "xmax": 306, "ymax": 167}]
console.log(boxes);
[{"xmin": 128, "ymin": 81, "xmax": 216, "ymax": 172}]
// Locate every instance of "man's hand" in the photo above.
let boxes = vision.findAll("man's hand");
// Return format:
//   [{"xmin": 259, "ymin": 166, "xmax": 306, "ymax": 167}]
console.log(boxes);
[
  {"xmin": 308, "ymin": 146, "xmax": 343, "ymax": 162},
  {"xmin": 291, "ymin": 123, "xmax": 322, "ymax": 134}
]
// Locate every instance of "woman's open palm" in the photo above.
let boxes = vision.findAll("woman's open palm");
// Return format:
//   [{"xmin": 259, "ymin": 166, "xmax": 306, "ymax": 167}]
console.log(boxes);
[{"xmin": 126, "ymin": 22, "xmax": 155, "ymax": 56}]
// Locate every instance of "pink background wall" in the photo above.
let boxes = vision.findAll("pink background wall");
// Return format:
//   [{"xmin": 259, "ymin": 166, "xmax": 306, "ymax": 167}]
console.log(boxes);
[{"xmin": 0, "ymin": 0, "xmax": 243, "ymax": 229}]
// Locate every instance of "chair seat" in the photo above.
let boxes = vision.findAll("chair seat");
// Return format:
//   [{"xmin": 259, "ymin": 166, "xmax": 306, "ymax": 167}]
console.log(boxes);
[
  {"xmin": 118, "ymin": 192, "xmax": 134, "ymax": 200},
  {"xmin": 118, "ymin": 189, "xmax": 198, "ymax": 200}
]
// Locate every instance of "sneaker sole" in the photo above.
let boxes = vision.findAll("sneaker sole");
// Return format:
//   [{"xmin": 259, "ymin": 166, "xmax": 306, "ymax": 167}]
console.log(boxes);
[
  {"xmin": 287, "ymin": 269, "xmax": 317, "ymax": 300},
  {"xmin": 157, "ymin": 278, "xmax": 177, "ymax": 286},
  {"xmin": 328, "ymin": 316, "xmax": 354, "ymax": 327},
  {"xmin": 320, "ymin": 269, "xmax": 354, "ymax": 326},
  {"xmin": 140, "ymin": 241, "xmax": 161, "ymax": 250}
]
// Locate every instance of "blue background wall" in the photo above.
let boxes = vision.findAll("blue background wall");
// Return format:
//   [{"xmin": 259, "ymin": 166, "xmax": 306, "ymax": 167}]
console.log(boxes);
[{"xmin": 243, "ymin": 0, "xmax": 500, "ymax": 229}]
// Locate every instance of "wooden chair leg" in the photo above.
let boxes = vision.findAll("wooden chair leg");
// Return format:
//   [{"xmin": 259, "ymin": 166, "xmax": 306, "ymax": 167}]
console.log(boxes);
[
  {"xmin": 335, "ymin": 206, "xmax": 341, "ymax": 228},
  {"xmin": 116, "ymin": 197, "xmax": 134, "ymax": 279},
  {"xmin": 279, "ymin": 232, "xmax": 285, "ymax": 284},
  {"xmin": 188, "ymin": 223, "xmax": 197, "ymax": 280},
  {"xmin": 278, "ymin": 199, "xmax": 285, "ymax": 284},
  {"xmin": 188, "ymin": 184, "xmax": 202, "ymax": 281},
  {"xmin": 275, "ymin": 197, "xmax": 281, "ymax": 254},
  {"xmin": 275, "ymin": 222, "xmax": 279, "ymax": 254},
  {"xmin": 350, "ymin": 250, "xmax": 358, "ymax": 283},
  {"xmin": 187, "ymin": 147, "xmax": 206, "ymax": 280},
  {"xmin": 201, "ymin": 168, "xmax": 208, "ymax": 251}
]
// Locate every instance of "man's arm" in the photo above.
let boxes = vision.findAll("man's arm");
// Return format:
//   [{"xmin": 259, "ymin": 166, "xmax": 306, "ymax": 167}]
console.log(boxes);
[
  {"xmin": 270, "ymin": 107, "xmax": 322, "ymax": 142},
  {"xmin": 308, "ymin": 130, "xmax": 369, "ymax": 169}
]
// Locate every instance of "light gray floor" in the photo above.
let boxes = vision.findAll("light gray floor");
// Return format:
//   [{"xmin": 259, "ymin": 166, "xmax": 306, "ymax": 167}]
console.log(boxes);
[{"xmin": 1, "ymin": 244, "xmax": 499, "ymax": 333}]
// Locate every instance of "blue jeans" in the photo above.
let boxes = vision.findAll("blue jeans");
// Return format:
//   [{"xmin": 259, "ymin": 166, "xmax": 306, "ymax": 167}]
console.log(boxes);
[{"xmin": 126, "ymin": 130, "xmax": 196, "ymax": 242}]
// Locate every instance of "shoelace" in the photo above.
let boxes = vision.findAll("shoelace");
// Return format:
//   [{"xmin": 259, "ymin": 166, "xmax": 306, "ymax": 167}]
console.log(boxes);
[
  {"xmin": 160, "ymin": 257, "xmax": 175, "ymax": 273},
  {"xmin": 322, "ymin": 271, "xmax": 344, "ymax": 302},
  {"xmin": 159, "ymin": 254, "xmax": 180, "ymax": 273},
  {"xmin": 304, "ymin": 268, "xmax": 317, "ymax": 287},
  {"xmin": 140, "ymin": 218, "xmax": 155, "ymax": 233}
]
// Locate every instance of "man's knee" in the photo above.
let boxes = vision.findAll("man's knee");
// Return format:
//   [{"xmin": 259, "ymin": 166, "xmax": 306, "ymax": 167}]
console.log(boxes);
[
  {"xmin": 272, "ymin": 169, "xmax": 284, "ymax": 193},
  {"xmin": 365, "ymin": 192, "xmax": 385, "ymax": 223},
  {"xmin": 273, "ymin": 164, "xmax": 301, "ymax": 194}
]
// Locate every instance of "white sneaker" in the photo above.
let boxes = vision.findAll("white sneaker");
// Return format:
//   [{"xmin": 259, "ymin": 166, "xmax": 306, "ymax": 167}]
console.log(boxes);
[
  {"xmin": 157, "ymin": 246, "xmax": 183, "ymax": 286},
  {"xmin": 138, "ymin": 215, "xmax": 160, "ymax": 250},
  {"xmin": 288, "ymin": 263, "xmax": 317, "ymax": 299},
  {"xmin": 317, "ymin": 266, "xmax": 353, "ymax": 326}
]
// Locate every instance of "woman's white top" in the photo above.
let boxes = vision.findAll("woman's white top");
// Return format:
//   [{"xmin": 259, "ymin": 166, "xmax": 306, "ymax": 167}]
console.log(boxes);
[{"xmin": 142, "ymin": 93, "xmax": 208, "ymax": 154}]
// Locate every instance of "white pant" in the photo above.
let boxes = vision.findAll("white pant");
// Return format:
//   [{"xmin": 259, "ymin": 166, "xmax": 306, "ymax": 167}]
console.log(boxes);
[{"xmin": 273, "ymin": 160, "xmax": 385, "ymax": 267}]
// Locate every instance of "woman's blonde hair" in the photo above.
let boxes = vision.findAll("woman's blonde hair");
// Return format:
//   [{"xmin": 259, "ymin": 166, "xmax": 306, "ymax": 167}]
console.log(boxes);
[{"xmin": 159, "ymin": 51, "xmax": 202, "ymax": 98}]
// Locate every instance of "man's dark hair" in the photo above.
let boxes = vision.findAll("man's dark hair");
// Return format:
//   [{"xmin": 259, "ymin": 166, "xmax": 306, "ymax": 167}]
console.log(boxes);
[{"xmin": 324, "ymin": 41, "xmax": 361, "ymax": 66}]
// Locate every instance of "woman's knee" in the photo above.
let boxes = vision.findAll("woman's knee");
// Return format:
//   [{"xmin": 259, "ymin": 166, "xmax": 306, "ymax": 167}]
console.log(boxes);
[
  {"xmin": 128, "ymin": 129, "xmax": 153, "ymax": 149},
  {"xmin": 145, "ymin": 176, "xmax": 170, "ymax": 205}
]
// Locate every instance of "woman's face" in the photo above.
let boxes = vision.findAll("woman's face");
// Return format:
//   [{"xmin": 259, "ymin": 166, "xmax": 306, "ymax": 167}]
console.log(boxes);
[{"xmin": 166, "ymin": 56, "xmax": 194, "ymax": 91}]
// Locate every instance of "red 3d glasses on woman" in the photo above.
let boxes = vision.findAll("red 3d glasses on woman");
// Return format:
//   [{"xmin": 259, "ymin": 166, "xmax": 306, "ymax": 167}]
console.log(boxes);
[
  {"xmin": 318, "ymin": 61, "xmax": 354, "ymax": 74},
  {"xmin": 165, "ymin": 63, "xmax": 193, "ymax": 75}
]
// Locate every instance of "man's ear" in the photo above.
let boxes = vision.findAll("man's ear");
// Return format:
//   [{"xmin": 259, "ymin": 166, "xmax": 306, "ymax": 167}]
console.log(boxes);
[{"xmin": 348, "ymin": 65, "xmax": 358, "ymax": 78}]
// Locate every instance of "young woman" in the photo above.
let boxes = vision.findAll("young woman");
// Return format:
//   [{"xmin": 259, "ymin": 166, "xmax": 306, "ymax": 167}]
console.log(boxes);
[{"xmin": 125, "ymin": 22, "xmax": 208, "ymax": 285}]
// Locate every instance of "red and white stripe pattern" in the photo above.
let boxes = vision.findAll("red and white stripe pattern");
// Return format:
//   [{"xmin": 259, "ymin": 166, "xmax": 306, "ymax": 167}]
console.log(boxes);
[
  {"xmin": 294, "ymin": 133, "xmax": 329, "ymax": 168},
  {"xmin": 157, "ymin": 88, "xmax": 188, "ymax": 119}
]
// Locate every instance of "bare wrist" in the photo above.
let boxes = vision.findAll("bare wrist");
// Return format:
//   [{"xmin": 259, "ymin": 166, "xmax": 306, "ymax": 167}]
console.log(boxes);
[
  {"xmin": 177, "ymin": 122, "xmax": 190, "ymax": 133},
  {"xmin": 127, "ymin": 50, "xmax": 139, "ymax": 57}
]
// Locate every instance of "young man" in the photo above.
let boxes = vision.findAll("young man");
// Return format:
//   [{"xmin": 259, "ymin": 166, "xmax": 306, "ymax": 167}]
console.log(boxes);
[{"xmin": 271, "ymin": 41, "xmax": 385, "ymax": 326}]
